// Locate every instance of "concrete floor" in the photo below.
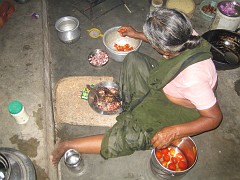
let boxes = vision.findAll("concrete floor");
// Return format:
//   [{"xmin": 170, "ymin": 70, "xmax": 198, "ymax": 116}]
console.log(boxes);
[{"xmin": 0, "ymin": 0, "xmax": 240, "ymax": 179}]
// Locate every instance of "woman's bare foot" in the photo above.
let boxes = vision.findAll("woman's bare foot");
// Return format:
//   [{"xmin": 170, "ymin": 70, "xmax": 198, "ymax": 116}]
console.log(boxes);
[{"xmin": 50, "ymin": 140, "xmax": 67, "ymax": 167}]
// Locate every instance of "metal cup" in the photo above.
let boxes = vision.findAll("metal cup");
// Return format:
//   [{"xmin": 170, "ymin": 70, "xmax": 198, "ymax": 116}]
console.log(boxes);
[{"xmin": 64, "ymin": 149, "xmax": 84, "ymax": 173}]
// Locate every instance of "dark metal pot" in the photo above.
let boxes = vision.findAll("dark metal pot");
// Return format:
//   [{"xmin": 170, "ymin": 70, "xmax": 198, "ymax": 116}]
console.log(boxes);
[
  {"xmin": 15, "ymin": 0, "xmax": 30, "ymax": 4},
  {"xmin": 202, "ymin": 29, "xmax": 240, "ymax": 70}
]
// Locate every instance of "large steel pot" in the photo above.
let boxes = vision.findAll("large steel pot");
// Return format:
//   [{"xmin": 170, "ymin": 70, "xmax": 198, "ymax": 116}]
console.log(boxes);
[
  {"xmin": 150, "ymin": 137, "xmax": 197, "ymax": 179},
  {"xmin": 0, "ymin": 147, "xmax": 36, "ymax": 180},
  {"xmin": 202, "ymin": 29, "xmax": 240, "ymax": 70},
  {"xmin": 55, "ymin": 16, "xmax": 80, "ymax": 44}
]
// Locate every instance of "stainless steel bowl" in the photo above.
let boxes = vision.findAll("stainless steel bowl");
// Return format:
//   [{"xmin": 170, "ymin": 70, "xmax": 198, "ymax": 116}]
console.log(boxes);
[
  {"xmin": 150, "ymin": 137, "xmax": 197, "ymax": 179},
  {"xmin": 64, "ymin": 149, "xmax": 81, "ymax": 166},
  {"xmin": 103, "ymin": 26, "xmax": 142, "ymax": 62},
  {"xmin": 88, "ymin": 49, "xmax": 109, "ymax": 67},
  {"xmin": 88, "ymin": 81, "xmax": 122, "ymax": 115},
  {"xmin": 55, "ymin": 16, "xmax": 81, "ymax": 44},
  {"xmin": 0, "ymin": 153, "xmax": 11, "ymax": 180}
]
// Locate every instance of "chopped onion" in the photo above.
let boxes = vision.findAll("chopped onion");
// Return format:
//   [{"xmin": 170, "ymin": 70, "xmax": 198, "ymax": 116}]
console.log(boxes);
[
  {"xmin": 89, "ymin": 51, "xmax": 109, "ymax": 66},
  {"xmin": 219, "ymin": 2, "xmax": 237, "ymax": 16}
]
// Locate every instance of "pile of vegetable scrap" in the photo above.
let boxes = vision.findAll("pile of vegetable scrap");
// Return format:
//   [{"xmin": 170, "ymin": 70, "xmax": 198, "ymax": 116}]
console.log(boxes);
[{"xmin": 202, "ymin": 3, "xmax": 216, "ymax": 15}]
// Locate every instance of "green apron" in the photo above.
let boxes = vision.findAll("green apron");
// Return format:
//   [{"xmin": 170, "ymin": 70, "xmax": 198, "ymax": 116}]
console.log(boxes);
[{"xmin": 100, "ymin": 39, "xmax": 213, "ymax": 159}]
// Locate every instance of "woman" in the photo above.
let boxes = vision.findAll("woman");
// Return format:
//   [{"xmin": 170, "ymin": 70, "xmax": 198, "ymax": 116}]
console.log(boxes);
[{"xmin": 51, "ymin": 8, "xmax": 222, "ymax": 166}]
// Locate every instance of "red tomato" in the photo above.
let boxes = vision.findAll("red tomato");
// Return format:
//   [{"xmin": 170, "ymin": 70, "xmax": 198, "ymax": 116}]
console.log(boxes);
[
  {"xmin": 175, "ymin": 153, "xmax": 184, "ymax": 161},
  {"xmin": 161, "ymin": 161, "xmax": 168, "ymax": 167},
  {"xmin": 171, "ymin": 157, "xmax": 178, "ymax": 164},
  {"xmin": 114, "ymin": 43, "xmax": 133, "ymax": 51},
  {"xmin": 155, "ymin": 150, "xmax": 163, "ymax": 160},
  {"xmin": 161, "ymin": 148, "xmax": 169, "ymax": 155},
  {"xmin": 163, "ymin": 154, "xmax": 170, "ymax": 162},
  {"xmin": 168, "ymin": 163, "xmax": 176, "ymax": 171},
  {"xmin": 118, "ymin": 28, "xmax": 127, "ymax": 34},
  {"xmin": 178, "ymin": 161, "xmax": 187, "ymax": 170}
]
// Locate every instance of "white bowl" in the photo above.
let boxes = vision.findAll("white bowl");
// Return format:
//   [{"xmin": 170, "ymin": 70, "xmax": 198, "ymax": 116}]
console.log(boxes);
[{"xmin": 103, "ymin": 26, "xmax": 142, "ymax": 62}]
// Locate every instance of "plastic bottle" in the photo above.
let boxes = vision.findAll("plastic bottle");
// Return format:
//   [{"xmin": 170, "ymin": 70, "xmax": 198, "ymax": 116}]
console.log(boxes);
[{"xmin": 8, "ymin": 100, "xmax": 30, "ymax": 124}]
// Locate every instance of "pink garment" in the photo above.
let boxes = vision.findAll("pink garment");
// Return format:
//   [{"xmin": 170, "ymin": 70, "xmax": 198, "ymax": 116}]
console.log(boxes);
[{"xmin": 163, "ymin": 59, "xmax": 218, "ymax": 110}]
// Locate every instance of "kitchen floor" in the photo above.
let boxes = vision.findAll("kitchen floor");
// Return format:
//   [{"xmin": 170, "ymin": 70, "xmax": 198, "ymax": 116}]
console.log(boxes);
[{"xmin": 1, "ymin": 0, "xmax": 240, "ymax": 179}]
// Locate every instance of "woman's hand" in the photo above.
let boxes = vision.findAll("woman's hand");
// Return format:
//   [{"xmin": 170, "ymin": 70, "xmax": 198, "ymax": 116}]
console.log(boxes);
[
  {"xmin": 118, "ymin": 25, "xmax": 139, "ymax": 38},
  {"xmin": 118, "ymin": 25, "xmax": 149, "ymax": 42},
  {"xmin": 151, "ymin": 126, "xmax": 177, "ymax": 149},
  {"xmin": 151, "ymin": 103, "xmax": 222, "ymax": 149}
]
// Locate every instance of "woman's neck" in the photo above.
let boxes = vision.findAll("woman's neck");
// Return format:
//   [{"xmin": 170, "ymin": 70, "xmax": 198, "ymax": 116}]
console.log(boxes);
[{"xmin": 163, "ymin": 52, "xmax": 180, "ymax": 59}]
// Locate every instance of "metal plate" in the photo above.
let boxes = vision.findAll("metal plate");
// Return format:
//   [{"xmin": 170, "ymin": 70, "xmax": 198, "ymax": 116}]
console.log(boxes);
[{"xmin": 88, "ymin": 81, "xmax": 123, "ymax": 115}]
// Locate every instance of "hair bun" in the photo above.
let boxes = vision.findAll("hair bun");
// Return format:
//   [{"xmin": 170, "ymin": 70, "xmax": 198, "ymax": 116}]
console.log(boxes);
[{"xmin": 184, "ymin": 35, "xmax": 201, "ymax": 49}]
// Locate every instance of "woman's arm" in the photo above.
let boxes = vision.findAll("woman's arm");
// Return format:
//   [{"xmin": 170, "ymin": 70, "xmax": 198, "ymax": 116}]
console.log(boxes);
[
  {"xmin": 118, "ymin": 26, "xmax": 149, "ymax": 43},
  {"xmin": 151, "ymin": 102, "xmax": 223, "ymax": 149}
]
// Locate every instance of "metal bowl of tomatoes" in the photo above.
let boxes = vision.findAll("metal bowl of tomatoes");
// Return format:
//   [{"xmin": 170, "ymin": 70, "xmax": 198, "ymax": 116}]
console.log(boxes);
[
  {"xmin": 150, "ymin": 137, "xmax": 197, "ymax": 179},
  {"xmin": 103, "ymin": 26, "xmax": 142, "ymax": 62}
]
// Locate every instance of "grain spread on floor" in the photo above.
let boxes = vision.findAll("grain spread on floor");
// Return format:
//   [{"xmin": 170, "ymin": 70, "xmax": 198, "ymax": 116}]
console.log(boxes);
[{"xmin": 54, "ymin": 76, "xmax": 117, "ymax": 127}]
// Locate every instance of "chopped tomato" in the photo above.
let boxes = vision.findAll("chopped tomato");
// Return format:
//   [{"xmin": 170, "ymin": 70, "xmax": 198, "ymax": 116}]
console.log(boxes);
[
  {"xmin": 178, "ymin": 161, "xmax": 187, "ymax": 170},
  {"xmin": 161, "ymin": 148, "xmax": 169, "ymax": 155},
  {"xmin": 163, "ymin": 154, "xmax": 170, "ymax": 162},
  {"xmin": 171, "ymin": 157, "xmax": 178, "ymax": 164},
  {"xmin": 175, "ymin": 153, "xmax": 184, "ymax": 161},
  {"xmin": 114, "ymin": 43, "xmax": 133, "ymax": 52},
  {"xmin": 161, "ymin": 161, "xmax": 168, "ymax": 168},
  {"xmin": 168, "ymin": 163, "xmax": 176, "ymax": 171},
  {"xmin": 155, "ymin": 150, "xmax": 163, "ymax": 160},
  {"xmin": 169, "ymin": 148, "xmax": 175, "ymax": 156},
  {"xmin": 118, "ymin": 28, "xmax": 127, "ymax": 35}
]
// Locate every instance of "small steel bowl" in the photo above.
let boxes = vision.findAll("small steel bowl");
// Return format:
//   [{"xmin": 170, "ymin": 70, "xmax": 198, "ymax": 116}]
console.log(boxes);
[
  {"xmin": 88, "ymin": 81, "xmax": 122, "ymax": 115},
  {"xmin": 88, "ymin": 49, "xmax": 109, "ymax": 67},
  {"xmin": 64, "ymin": 149, "xmax": 81, "ymax": 166}
]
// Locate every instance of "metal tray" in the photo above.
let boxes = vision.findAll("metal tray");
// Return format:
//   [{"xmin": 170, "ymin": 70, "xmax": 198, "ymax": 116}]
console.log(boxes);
[{"xmin": 88, "ymin": 81, "xmax": 123, "ymax": 115}]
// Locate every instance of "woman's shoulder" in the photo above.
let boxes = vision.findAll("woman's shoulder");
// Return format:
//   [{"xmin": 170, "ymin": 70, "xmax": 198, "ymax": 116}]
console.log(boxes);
[
  {"xmin": 179, "ymin": 58, "xmax": 217, "ymax": 85},
  {"xmin": 185, "ymin": 59, "xmax": 216, "ymax": 74}
]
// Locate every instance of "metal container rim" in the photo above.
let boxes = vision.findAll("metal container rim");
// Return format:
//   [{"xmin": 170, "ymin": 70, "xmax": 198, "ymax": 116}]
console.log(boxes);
[
  {"xmin": 151, "ymin": 136, "xmax": 198, "ymax": 174},
  {"xmin": 64, "ymin": 149, "xmax": 80, "ymax": 165},
  {"xmin": 217, "ymin": 1, "xmax": 240, "ymax": 17},
  {"xmin": 55, "ymin": 16, "xmax": 80, "ymax": 32}
]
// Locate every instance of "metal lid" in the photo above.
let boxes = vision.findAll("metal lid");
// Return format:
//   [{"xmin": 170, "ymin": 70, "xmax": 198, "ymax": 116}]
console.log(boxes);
[{"xmin": 218, "ymin": 1, "xmax": 240, "ymax": 17}]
